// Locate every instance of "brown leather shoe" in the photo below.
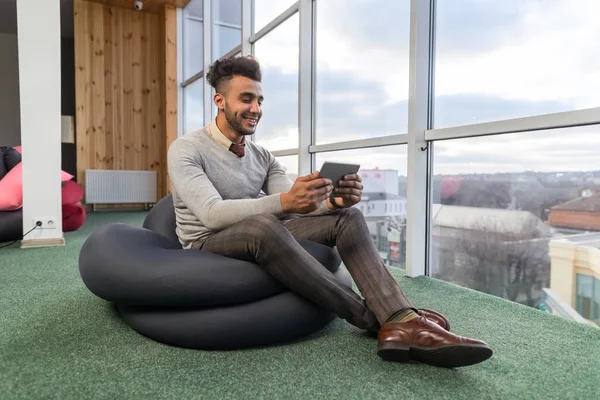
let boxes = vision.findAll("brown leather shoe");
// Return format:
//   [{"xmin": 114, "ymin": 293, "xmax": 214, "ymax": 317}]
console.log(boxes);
[
  {"xmin": 377, "ymin": 316, "xmax": 493, "ymax": 368},
  {"xmin": 418, "ymin": 309, "xmax": 450, "ymax": 331},
  {"xmin": 365, "ymin": 308, "xmax": 450, "ymax": 338}
]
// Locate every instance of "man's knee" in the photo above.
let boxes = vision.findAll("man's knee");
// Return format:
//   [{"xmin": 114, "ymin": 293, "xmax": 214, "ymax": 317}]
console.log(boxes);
[
  {"xmin": 243, "ymin": 213, "xmax": 281, "ymax": 225},
  {"xmin": 338, "ymin": 207, "xmax": 368, "ymax": 229},
  {"xmin": 240, "ymin": 213, "xmax": 284, "ymax": 240},
  {"xmin": 341, "ymin": 206, "xmax": 364, "ymax": 221}
]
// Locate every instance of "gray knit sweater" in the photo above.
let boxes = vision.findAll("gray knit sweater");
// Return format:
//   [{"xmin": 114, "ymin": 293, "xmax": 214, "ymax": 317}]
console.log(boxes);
[{"xmin": 167, "ymin": 128, "xmax": 330, "ymax": 249}]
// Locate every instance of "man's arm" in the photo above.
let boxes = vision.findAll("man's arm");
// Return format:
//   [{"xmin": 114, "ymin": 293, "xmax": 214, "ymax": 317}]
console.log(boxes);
[{"xmin": 168, "ymin": 139, "xmax": 285, "ymax": 232}]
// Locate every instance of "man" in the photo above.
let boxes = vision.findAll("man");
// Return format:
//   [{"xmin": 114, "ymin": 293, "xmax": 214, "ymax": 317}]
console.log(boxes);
[{"xmin": 167, "ymin": 55, "xmax": 493, "ymax": 368}]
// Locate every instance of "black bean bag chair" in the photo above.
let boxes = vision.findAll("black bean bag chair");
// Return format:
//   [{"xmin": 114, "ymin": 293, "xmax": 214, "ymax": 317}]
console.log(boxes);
[
  {"xmin": 0, "ymin": 146, "xmax": 23, "ymax": 244},
  {"xmin": 79, "ymin": 195, "xmax": 351, "ymax": 350},
  {"xmin": 0, "ymin": 209, "xmax": 22, "ymax": 244}
]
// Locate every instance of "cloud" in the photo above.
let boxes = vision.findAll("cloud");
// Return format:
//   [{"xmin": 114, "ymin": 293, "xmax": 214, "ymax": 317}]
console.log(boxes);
[
  {"xmin": 253, "ymin": 65, "xmax": 409, "ymax": 148},
  {"xmin": 255, "ymin": 63, "xmax": 600, "ymax": 175},
  {"xmin": 434, "ymin": 0, "xmax": 532, "ymax": 56},
  {"xmin": 433, "ymin": 93, "xmax": 568, "ymax": 127},
  {"xmin": 186, "ymin": 0, "xmax": 600, "ymax": 176},
  {"xmin": 433, "ymin": 125, "xmax": 600, "ymax": 174},
  {"xmin": 434, "ymin": 0, "xmax": 600, "ymax": 110}
]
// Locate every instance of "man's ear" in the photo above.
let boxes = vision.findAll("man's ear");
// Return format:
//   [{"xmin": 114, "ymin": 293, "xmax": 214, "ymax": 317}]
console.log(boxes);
[{"xmin": 214, "ymin": 92, "xmax": 225, "ymax": 111}]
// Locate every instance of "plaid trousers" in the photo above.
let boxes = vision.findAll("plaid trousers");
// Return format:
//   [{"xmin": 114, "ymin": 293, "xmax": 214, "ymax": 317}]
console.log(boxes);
[{"xmin": 193, "ymin": 207, "xmax": 412, "ymax": 331}]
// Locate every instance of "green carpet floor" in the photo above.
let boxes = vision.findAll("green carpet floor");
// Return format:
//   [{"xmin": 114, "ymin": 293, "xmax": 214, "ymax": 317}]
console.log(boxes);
[{"xmin": 1, "ymin": 211, "xmax": 599, "ymax": 399}]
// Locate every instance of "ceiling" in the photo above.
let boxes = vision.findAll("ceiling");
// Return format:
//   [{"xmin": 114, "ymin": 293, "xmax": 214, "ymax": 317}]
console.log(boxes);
[{"xmin": 0, "ymin": 0, "xmax": 74, "ymax": 37}]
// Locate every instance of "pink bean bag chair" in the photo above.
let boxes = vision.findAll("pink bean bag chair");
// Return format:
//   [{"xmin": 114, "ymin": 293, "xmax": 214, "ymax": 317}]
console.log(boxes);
[
  {"xmin": 0, "ymin": 145, "xmax": 86, "ymax": 233},
  {"xmin": 61, "ymin": 180, "xmax": 86, "ymax": 232}
]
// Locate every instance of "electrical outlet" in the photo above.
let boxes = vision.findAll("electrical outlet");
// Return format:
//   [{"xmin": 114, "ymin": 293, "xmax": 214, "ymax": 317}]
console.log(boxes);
[{"xmin": 33, "ymin": 217, "xmax": 58, "ymax": 229}]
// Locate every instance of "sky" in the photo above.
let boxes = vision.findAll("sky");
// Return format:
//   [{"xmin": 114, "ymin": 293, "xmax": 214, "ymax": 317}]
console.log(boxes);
[{"xmin": 184, "ymin": 0, "xmax": 600, "ymax": 176}]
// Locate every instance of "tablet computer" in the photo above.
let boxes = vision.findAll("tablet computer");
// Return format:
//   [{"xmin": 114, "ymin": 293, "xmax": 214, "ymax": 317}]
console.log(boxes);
[{"xmin": 318, "ymin": 162, "xmax": 361, "ymax": 187}]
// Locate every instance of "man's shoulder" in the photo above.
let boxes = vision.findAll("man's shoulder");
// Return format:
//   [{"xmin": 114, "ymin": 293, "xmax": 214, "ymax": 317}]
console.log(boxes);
[
  {"xmin": 169, "ymin": 128, "xmax": 214, "ymax": 156},
  {"xmin": 177, "ymin": 128, "xmax": 212, "ymax": 145}
]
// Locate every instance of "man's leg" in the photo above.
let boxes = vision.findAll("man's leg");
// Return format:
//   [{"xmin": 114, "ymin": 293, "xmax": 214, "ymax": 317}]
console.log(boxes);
[
  {"xmin": 197, "ymin": 210, "xmax": 492, "ymax": 367},
  {"xmin": 195, "ymin": 213, "xmax": 380, "ymax": 332},
  {"xmin": 282, "ymin": 207, "xmax": 414, "ymax": 325},
  {"xmin": 283, "ymin": 207, "xmax": 493, "ymax": 368}
]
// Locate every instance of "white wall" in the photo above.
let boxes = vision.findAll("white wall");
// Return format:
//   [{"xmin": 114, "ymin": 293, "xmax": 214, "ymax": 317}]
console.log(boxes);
[
  {"xmin": 0, "ymin": 33, "xmax": 21, "ymax": 146},
  {"xmin": 17, "ymin": 0, "xmax": 63, "ymax": 244}
]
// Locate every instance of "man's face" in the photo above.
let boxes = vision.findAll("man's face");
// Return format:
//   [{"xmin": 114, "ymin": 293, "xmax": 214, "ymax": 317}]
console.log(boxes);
[{"xmin": 219, "ymin": 76, "xmax": 263, "ymax": 136}]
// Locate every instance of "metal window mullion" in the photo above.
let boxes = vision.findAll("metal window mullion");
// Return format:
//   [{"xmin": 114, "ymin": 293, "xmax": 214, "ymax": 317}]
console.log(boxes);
[
  {"xmin": 271, "ymin": 149, "xmax": 299, "ymax": 157},
  {"xmin": 177, "ymin": 7, "xmax": 184, "ymax": 137},
  {"xmin": 203, "ymin": 0, "xmax": 213, "ymax": 125},
  {"xmin": 298, "ymin": 0, "xmax": 314, "ymax": 176},
  {"xmin": 242, "ymin": 0, "xmax": 253, "ymax": 56},
  {"xmin": 309, "ymin": 134, "xmax": 409, "ymax": 153},
  {"xmin": 425, "ymin": 106, "xmax": 600, "ymax": 141},
  {"xmin": 182, "ymin": 70, "xmax": 203, "ymax": 88},
  {"xmin": 405, "ymin": 0, "xmax": 435, "ymax": 278},
  {"xmin": 215, "ymin": 21, "xmax": 242, "ymax": 29},
  {"xmin": 242, "ymin": 0, "xmax": 254, "ymax": 141},
  {"xmin": 249, "ymin": 1, "xmax": 300, "ymax": 44}
]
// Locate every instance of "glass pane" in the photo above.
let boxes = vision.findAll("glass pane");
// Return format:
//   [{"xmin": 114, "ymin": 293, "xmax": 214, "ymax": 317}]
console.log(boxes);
[
  {"xmin": 315, "ymin": 0, "xmax": 410, "ymax": 145},
  {"xmin": 315, "ymin": 146, "xmax": 408, "ymax": 269},
  {"xmin": 430, "ymin": 125, "xmax": 600, "ymax": 310},
  {"xmin": 185, "ymin": 0, "xmax": 203, "ymax": 18},
  {"xmin": 183, "ymin": 16, "xmax": 203, "ymax": 81},
  {"xmin": 576, "ymin": 274, "xmax": 594, "ymax": 319},
  {"xmin": 253, "ymin": 13, "xmax": 299, "ymax": 151},
  {"xmin": 275, "ymin": 155, "xmax": 298, "ymax": 180},
  {"xmin": 254, "ymin": 0, "xmax": 297, "ymax": 33},
  {"xmin": 184, "ymin": 78, "xmax": 204, "ymax": 134},
  {"xmin": 434, "ymin": 0, "xmax": 600, "ymax": 128},
  {"xmin": 212, "ymin": 0, "xmax": 241, "ymax": 60},
  {"xmin": 215, "ymin": 0, "xmax": 241, "ymax": 25}
]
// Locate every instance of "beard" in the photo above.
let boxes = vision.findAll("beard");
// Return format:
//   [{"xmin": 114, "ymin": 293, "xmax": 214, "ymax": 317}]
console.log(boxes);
[{"xmin": 223, "ymin": 103, "xmax": 257, "ymax": 136}]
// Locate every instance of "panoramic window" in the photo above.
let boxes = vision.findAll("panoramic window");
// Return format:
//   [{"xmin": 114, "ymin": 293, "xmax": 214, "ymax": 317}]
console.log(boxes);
[
  {"xmin": 430, "ymin": 125, "xmax": 600, "ymax": 308},
  {"xmin": 316, "ymin": 145, "xmax": 408, "ymax": 269},
  {"xmin": 315, "ymin": 0, "xmax": 410, "ymax": 145},
  {"xmin": 254, "ymin": 0, "xmax": 297, "ymax": 33},
  {"xmin": 434, "ymin": 0, "xmax": 600, "ymax": 128},
  {"xmin": 253, "ymin": 13, "xmax": 299, "ymax": 151}
]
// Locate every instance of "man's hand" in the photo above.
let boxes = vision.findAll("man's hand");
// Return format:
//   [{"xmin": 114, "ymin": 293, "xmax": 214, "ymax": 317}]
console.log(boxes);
[
  {"xmin": 281, "ymin": 171, "xmax": 333, "ymax": 214},
  {"xmin": 331, "ymin": 173, "xmax": 363, "ymax": 208}
]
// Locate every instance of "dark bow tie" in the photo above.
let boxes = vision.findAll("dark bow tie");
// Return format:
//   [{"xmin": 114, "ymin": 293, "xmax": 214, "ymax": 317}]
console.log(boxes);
[{"xmin": 229, "ymin": 142, "xmax": 245, "ymax": 157}]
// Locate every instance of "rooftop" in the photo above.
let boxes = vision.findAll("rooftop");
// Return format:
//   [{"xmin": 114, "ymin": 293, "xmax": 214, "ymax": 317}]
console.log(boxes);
[
  {"xmin": 553, "ymin": 231, "xmax": 600, "ymax": 249},
  {"xmin": 431, "ymin": 204, "xmax": 552, "ymax": 237},
  {"xmin": 551, "ymin": 192, "xmax": 600, "ymax": 213}
]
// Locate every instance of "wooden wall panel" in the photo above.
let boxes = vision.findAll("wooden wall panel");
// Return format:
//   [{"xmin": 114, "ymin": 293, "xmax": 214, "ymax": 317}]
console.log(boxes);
[
  {"xmin": 74, "ymin": 0, "xmax": 170, "ymax": 207},
  {"xmin": 85, "ymin": 0, "xmax": 190, "ymax": 14},
  {"xmin": 164, "ymin": 5, "xmax": 178, "ymax": 194}
]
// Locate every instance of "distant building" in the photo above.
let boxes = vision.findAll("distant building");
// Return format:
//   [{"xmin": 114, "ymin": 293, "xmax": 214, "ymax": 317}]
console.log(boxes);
[
  {"xmin": 430, "ymin": 205, "xmax": 553, "ymax": 304},
  {"xmin": 548, "ymin": 192, "xmax": 600, "ymax": 231},
  {"xmin": 359, "ymin": 169, "xmax": 399, "ymax": 195},
  {"xmin": 355, "ymin": 192, "xmax": 406, "ymax": 218},
  {"xmin": 355, "ymin": 170, "xmax": 407, "ymax": 268},
  {"xmin": 544, "ymin": 232, "xmax": 600, "ymax": 328}
]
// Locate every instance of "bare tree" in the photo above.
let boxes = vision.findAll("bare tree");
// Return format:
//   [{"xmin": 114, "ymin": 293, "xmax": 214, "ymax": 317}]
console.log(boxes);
[{"xmin": 436, "ymin": 215, "xmax": 550, "ymax": 307}]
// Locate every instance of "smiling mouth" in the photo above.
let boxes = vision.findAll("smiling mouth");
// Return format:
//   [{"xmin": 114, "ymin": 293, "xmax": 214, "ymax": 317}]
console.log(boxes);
[{"xmin": 244, "ymin": 116, "xmax": 258, "ymax": 125}]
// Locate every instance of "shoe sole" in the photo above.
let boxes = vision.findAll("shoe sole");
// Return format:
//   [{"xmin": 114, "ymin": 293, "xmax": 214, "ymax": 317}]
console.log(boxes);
[{"xmin": 377, "ymin": 342, "xmax": 493, "ymax": 368}]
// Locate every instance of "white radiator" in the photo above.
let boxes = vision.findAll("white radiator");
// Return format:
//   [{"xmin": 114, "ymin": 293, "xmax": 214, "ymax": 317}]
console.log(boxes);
[{"xmin": 85, "ymin": 169, "xmax": 157, "ymax": 207}]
